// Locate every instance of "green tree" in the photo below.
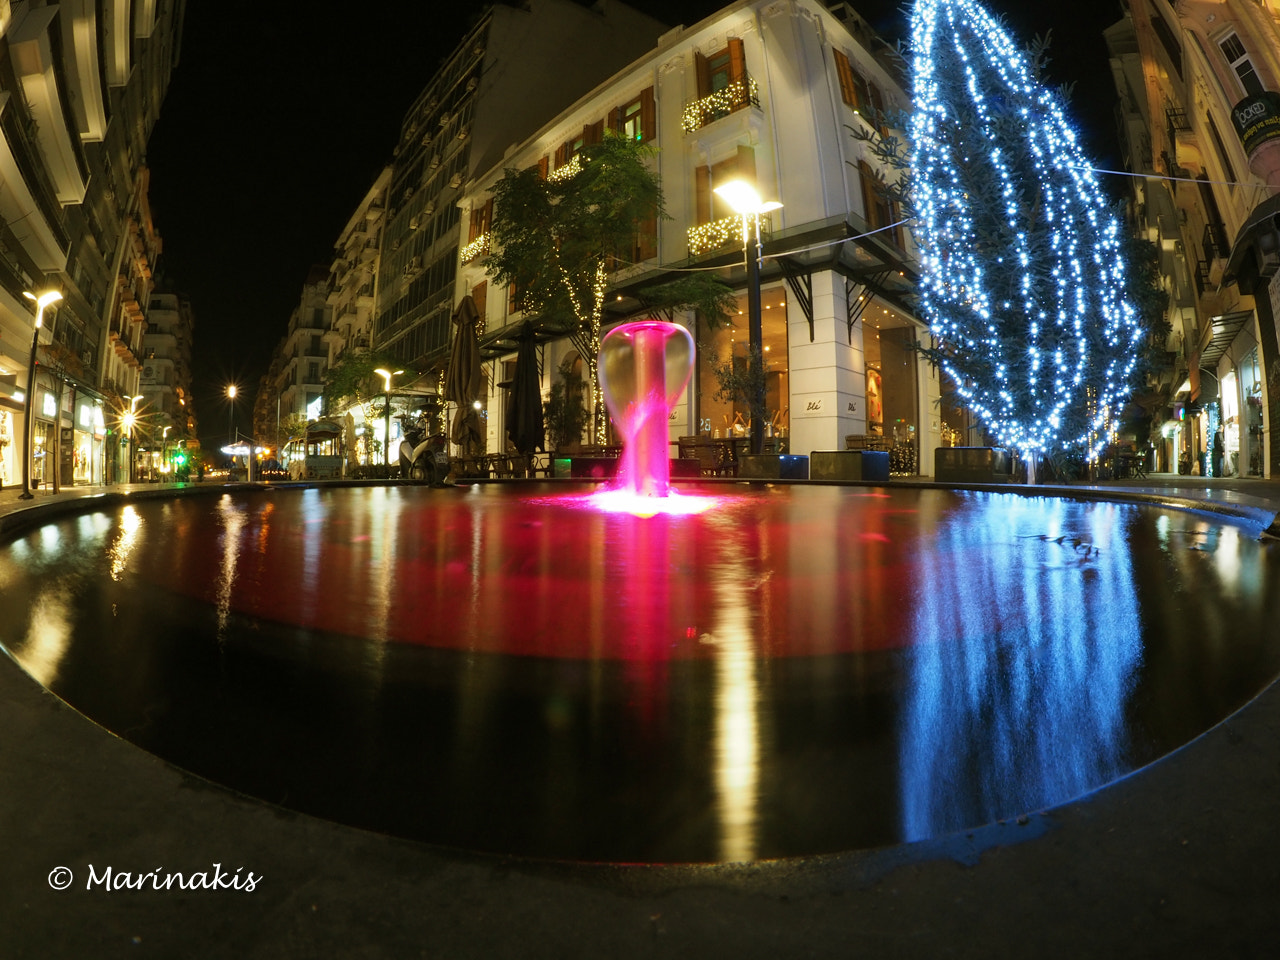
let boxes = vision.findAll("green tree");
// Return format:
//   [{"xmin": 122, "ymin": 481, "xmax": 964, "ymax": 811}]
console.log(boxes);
[
  {"xmin": 486, "ymin": 134, "xmax": 733, "ymax": 442},
  {"xmin": 321, "ymin": 350, "xmax": 404, "ymax": 414}
]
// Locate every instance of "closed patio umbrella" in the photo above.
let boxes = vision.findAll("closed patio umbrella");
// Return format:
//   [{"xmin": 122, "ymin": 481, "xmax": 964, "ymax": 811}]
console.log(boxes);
[
  {"xmin": 446, "ymin": 295, "xmax": 484, "ymax": 457},
  {"xmin": 506, "ymin": 326, "xmax": 545, "ymax": 456}
]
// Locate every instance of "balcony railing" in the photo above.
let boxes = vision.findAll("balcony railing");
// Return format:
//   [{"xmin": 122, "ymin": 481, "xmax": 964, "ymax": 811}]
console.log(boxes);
[
  {"xmin": 1203, "ymin": 221, "xmax": 1229, "ymax": 262},
  {"xmin": 460, "ymin": 233, "xmax": 490, "ymax": 265},
  {"xmin": 681, "ymin": 75, "xmax": 761, "ymax": 133},
  {"xmin": 686, "ymin": 213, "xmax": 773, "ymax": 258}
]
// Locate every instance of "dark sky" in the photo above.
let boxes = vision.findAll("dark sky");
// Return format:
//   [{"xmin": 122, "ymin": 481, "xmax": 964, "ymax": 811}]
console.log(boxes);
[{"xmin": 144, "ymin": 0, "xmax": 1126, "ymax": 451}]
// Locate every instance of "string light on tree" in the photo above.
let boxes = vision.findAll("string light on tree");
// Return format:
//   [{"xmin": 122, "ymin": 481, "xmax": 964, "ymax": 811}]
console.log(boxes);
[{"xmin": 908, "ymin": 0, "xmax": 1143, "ymax": 466}]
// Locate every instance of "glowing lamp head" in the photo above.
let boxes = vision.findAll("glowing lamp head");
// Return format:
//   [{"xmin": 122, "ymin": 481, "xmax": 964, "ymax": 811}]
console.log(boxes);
[
  {"xmin": 23, "ymin": 289, "xmax": 63, "ymax": 327},
  {"xmin": 713, "ymin": 179, "xmax": 782, "ymax": 215}
]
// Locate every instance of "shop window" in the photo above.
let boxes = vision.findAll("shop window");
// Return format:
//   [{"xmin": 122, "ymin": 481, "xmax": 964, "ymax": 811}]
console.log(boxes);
[
  {"xmin": 1219, "ymin": 32, "xmax": 1264, "ymax": 97},
  {"xmin": 695, "ymin": 287, "xmax": 789, "ymax": 442}
]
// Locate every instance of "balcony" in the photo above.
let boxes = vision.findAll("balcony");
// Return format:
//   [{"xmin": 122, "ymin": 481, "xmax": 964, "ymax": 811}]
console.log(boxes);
[
  {"xmin": 681, "ymin": 75, "xmax": 760, "ymax": 133},
  {"xmin": 686, "ymin": 213, "xmax": 772, "ymax": 258},
  {"xmin": 460, "ymin": 233, "xmax": 490, "ymax": 265}
]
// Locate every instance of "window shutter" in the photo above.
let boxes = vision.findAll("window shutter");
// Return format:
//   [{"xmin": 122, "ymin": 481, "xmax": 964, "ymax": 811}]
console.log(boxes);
[
  {"xmin": 471, "ymin": 280, "xmax": 487, "ymax": 319},
  {"xmin": 640, "ymin": 87, "xmax": 655, "ymax": 143},
  {"xmin": 695, "ymin": 50, "xmax": 711, "ymax": 97},
  {"xmin": 585, "ymin": 120, "xmax": 604, "ymax": 146},
  {"xmin": 834, "ymin": 49, "xmax": 855, "ymax": 106},
  {"xmin": 537, "ymin": 156, "xmax": 549, "ymax": 179},
  {"xmin": 608, "ymin": 106, "xmax": 623, "ymax": 134},
  {"xmin": 554, "ymin": 142, "xmax": 568, "ymax": 168},
  {"xmin": 728, "ymin": 38, "xmax": 747, "ymax": 107},
  {"xmin": 696, "ymin": 165, "xmax": 711, "ymax": 225}
]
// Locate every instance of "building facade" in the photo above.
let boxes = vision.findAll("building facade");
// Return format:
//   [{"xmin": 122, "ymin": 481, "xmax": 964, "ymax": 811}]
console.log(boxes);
[
  {"xmin": 456, "ymin": 0, "xmax": 943, "ymax": 469},
  {"xmin": 137, "ymin": 286, "xmax": 195, "ymax": 476},
  {"xmin": 0, "ymin": 0, "xmax": 185, "ymax": 490},
  {"xmin": 373, "ymin": 0, "xmax": 670, "ymax": 380},
  {"xmin": 1109, "ymin": 0, "xmax": 1280, "ymax": 478}
]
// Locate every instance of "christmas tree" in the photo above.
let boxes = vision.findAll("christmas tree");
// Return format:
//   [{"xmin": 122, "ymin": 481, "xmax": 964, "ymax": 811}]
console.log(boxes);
[{"xmin": 907, "ymin": 0, "xmax": 1143, "ymax": 462}]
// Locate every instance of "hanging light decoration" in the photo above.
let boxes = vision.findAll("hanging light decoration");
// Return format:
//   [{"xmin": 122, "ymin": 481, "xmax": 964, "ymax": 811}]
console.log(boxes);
[{"xmin": 908, "ymin": 0, "xmax": 1143, "ymax": 459}]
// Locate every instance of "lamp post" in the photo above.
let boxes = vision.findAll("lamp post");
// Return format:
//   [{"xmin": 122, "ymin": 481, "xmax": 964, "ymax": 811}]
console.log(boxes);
[
  {"xmin": 162, "ymin": 425, "xmax": 171, "ymax": 480},
  {"xmin": 121, "ymin": 395, "xmax": 140, "ymax": 484},
  {"xmin": 226, "ymin": 384, "xmax": 238, "ymax": 474},
  {"xmin": 375, "ymin": 367, "xmax": 403, "ymax": 469},
  {"xmin": 713, "ymin": 181, "xmax": 781, "ymax": 455},
  {"xmin": 19, "ymin": 290, "xmax": 63, "ymax": 499}
]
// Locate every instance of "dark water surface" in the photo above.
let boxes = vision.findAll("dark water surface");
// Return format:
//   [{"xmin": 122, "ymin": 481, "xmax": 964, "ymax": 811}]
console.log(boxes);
[{"xmin": 2, "ymin": 484, "xmax": 1278, "ymax": 862}]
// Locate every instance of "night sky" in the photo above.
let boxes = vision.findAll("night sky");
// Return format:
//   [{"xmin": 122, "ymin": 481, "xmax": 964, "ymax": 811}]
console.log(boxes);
[{"xmin": 144, "ymin": 0, "xmax": 1127, "ymax": 452}]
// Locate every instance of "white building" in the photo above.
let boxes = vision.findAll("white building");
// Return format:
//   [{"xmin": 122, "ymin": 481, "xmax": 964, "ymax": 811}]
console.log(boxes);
[{"xmin": 456, "ymin": 0, "xmax": 944, "ymax": 471}]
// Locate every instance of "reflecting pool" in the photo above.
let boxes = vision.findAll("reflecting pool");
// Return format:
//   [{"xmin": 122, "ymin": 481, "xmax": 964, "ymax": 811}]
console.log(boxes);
[{"xmin": 1, "ymin": 484, "xmax": 1278, "ymax": 862}]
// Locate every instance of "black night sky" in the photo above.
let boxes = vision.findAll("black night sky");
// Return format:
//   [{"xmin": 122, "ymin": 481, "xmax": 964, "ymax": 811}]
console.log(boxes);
[{"xmin": 144, "ymin": 0, "xmax": 1127, "ymax": 453}]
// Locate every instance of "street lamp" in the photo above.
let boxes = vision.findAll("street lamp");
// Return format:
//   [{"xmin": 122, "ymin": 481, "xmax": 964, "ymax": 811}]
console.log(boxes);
[
  {"xmin": 374, "ymin": 367, "xmax": 404, "ymax": 468},
  {"xmin": 225, "ymin": 384, "xmax": 238, "ymax": 474},
  {"xmin": 162, "ymin": 425, "xmax": 172, "ymax": 479},
  {"xmin": 713, "ymin": 180, "xmax": 781, "ymax": 455},
  {"xmin": 18, "ymin": 290, "xmax": 63, "ymax": 499},
  {"xmin": 121, "ymin": 395, "xmax": 141, "ymax": 484}
]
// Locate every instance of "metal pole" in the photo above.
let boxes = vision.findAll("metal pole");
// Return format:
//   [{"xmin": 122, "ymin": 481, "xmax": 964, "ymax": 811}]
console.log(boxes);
[
  {"xmin": 746, "ymin": 214, "xmax": 765, "ymax": 456},
  {"xmin": 19, "ymin": 321, "xmax": 41, "ymax": 499}
]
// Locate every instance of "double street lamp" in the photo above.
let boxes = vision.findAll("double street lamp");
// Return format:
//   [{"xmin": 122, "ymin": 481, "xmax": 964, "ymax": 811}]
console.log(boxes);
[
  {"xmin": 19, "ymin": 290, "xmax": 63, "ymax": 500},
  {"xmin": 713, "ymin": 180, "xmax": 781, "ymax": 455},
  {"xmin": 375, "ymin": 367, "xmax": 404, "ymax": 468}
]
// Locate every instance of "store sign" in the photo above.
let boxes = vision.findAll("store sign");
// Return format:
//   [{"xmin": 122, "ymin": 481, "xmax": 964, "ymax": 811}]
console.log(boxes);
[
  {"xmin": 796, "ymin": 395, "xmax": 825, "ymax": 416},
  {"xmin": 1231, "ymin": 92, "xmax": 1280, "ymax": 156}
]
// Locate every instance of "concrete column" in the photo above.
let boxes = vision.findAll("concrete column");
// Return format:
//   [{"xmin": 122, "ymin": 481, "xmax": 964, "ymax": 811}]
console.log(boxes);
[{"xmin": 786, "ymin": 271, "xmax": 863, "ymax": 456}]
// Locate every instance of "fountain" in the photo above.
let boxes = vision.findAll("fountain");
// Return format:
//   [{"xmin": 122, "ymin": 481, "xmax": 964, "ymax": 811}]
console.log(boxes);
[{"xmin": 2, "ymin": 332, "xmax": 1280, "ymax": 861}]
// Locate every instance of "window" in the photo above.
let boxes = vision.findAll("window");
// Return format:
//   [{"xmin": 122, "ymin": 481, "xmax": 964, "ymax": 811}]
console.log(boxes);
[
  {"xmin": 468, "ymin": 198, "xmax": 493, "ymax": 243},
  {"xmin": 695, "ymin": 146, "xmax": 757, "ymax": 225},
  {"xmin": 859, "ymin": 160, "xmax": 903, "ymax": 248},
  {"xmin": 695, "ymin": 38, "xmax": 749, "ymax": 107},
  {"xmin": 1219, "ymin": 32, "xmax": 1264, "ymax": 97},
  {"xmin": 833, "ymin": 49, "xmax": 871, "ymax": 113},
  {"xmin": 612, "ymin": 87, "xmax": 656, "ymax": 144},
  {"xmin": 1204, "ymin": 112, "xmax": 1238, "ymax": 187}
]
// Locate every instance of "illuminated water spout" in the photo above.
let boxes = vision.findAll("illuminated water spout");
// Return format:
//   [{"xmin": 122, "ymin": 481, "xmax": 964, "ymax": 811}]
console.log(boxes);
[{"xmin": 599, "ymin": 321, "xmax": 694, "ymax": 499}]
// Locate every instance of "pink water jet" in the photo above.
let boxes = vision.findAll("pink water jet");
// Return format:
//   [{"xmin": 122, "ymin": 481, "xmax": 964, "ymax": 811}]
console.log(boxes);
[{"xmin": 598, "ymin": 320, "xmax": 695, "ymax": 501}]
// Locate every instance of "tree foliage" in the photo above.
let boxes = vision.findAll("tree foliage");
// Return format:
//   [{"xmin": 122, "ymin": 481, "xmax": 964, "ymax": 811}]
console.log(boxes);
[
  {"xmin": 863, "ymin": 0, "xmax": 1144, "ymax": 459},
  {"xmin": 322, "ymin": 350, "xmax": 403, "ymax": 412},
  {"xmin": 486, "ymin": 133, "xmax": 733, "ymax": 441}
]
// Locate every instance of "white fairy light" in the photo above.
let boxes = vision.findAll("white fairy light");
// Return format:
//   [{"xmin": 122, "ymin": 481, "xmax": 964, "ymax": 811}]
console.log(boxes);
[{"xmin": 908, "ymin": 0, "xmax": 1143, "ymax": 459}]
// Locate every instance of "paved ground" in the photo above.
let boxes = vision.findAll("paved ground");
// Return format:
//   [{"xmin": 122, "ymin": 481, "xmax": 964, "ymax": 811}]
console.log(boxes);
[{"xmin": 2, "ymin": 475, "xmax": 1280, "ymax": 959}]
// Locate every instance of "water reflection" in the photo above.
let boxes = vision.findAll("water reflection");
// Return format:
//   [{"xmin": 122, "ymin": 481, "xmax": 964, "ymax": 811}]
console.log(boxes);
[
  {"xmin": 900, "ymin": 495, "xmax": 1143, "ymax": 840},
  {"xmin": 1, "ymin": 485, "xmax": 1278, "ymax": 862}
]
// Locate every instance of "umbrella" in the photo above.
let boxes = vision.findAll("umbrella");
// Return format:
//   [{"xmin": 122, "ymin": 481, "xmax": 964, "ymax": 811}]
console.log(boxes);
[
  {"xmin": 506, "ymin": 326, "xmax": 545, "ymax": 455},
  {"xmin": 446, "ymin": 295, "xmax": 484, "ymax": 457}
]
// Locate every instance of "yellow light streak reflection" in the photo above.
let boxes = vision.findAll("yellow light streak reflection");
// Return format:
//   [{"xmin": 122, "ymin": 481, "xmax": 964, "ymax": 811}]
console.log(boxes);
[
  {"xmin": 703, "ymin": 545, "xmax": 760, "ymax": 863},
  {"xmin": 108, "ymin": 505, "xmax": 142, "ymax": 581}
]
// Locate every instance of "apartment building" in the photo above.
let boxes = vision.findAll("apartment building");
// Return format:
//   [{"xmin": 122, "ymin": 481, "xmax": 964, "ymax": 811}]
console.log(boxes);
[
  {"xmin": 455, "ymin": 0, "xmax": 939, "ymax": 467},
  {"xmin": 1109, "ymin": 0, "xmax": 1280, "ymax": 477},
  {"xmin": 373, "ymin": 0, "xmax": 669, "ymax": 381},
  {"xmin": 0, "ymin": 0, "xmax": 185, "ymax": 489},
  {"xmin": 137, "ymin": 286, "xmax": 195, "ymax": 475}
]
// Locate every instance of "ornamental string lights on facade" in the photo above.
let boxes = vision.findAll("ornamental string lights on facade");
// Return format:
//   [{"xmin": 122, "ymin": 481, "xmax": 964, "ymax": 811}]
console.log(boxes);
[{"xmin": 907, "ymin": 0, "xmax": 1143, "ymax": 460}]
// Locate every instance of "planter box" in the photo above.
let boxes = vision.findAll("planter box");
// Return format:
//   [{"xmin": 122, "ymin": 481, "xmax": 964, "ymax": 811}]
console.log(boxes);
[
  {"xmin": 934, "ymin": 446, "xmax": 1012, "ymax": 483},
  {"xmin": 569, "ymin": 457, "xmax": 618, "ymax": 480},
  {"xmin": 738, "ymin": 454, "xmax": 809, "ymax": 480},
  {"xmin": 809, "ymin": 450, "xmax": 890, "ymax": 482}
]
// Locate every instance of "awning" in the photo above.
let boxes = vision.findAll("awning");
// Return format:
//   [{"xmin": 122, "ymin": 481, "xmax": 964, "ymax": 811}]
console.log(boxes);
[{"xmin": 1198, "ymin": 311, "xmax": 1252, "ymax": 370}]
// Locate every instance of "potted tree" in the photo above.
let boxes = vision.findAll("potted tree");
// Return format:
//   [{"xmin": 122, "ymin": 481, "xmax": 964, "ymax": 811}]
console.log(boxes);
[{"xmin": 544, "ymin": 356, "xmax": 588, "ymax": 459}]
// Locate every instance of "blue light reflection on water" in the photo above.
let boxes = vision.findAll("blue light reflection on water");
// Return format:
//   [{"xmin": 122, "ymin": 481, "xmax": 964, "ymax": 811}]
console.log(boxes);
[{"xmin": 899, "ymin": 493, "xmax": 1143, "ymax": 840}]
